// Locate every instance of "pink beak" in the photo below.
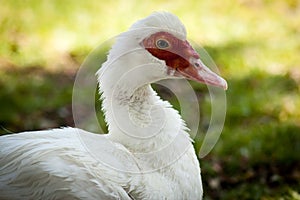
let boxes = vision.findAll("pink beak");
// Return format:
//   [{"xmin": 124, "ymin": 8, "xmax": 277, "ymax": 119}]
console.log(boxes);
[{"xmin": 178, "ymin": 57, "xmax": 228, "ymax": 90}]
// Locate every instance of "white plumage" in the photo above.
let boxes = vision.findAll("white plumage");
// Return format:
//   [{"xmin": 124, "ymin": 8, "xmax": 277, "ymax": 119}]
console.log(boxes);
[{"xmin": 0, "ymin": 12, "xmax": 227, "ymax": 199}]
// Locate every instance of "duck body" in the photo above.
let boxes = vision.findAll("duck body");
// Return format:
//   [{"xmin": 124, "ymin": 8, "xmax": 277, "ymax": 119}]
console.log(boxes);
[
  {"xmin": 0, "ymin": 12, "xmax": 227, "ymax": 199},
  {"xmin": 0, "ymin": 126, "xmax": 201, "ymax": 199}
]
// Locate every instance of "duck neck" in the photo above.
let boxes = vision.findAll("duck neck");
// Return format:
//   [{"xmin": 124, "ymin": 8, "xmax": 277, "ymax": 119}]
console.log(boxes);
[
  {"xmin": 96, "ymin": 37, "xmax": 192, "ymax": 153},
  {"xmin": 99, "ymin": 72, "xmax": 190, "ymax": 154}
]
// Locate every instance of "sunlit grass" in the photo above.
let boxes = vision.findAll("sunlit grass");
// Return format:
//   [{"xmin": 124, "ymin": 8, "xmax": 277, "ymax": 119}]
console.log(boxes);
[{"xmin": 1, "ymin": 0, "xmax": 300, "ymax": 77}]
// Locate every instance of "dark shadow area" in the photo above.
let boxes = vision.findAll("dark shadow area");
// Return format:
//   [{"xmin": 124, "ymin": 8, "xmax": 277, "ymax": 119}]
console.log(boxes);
[{"xmin": 0, "ymin": 66, "xmax": 75, "ymax": 134}]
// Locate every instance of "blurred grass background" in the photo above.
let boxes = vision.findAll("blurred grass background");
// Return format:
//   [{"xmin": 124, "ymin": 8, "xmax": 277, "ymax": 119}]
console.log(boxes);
[{"xmin": 0, "ymin": 0, "xmax": 300, "ymax": 199}]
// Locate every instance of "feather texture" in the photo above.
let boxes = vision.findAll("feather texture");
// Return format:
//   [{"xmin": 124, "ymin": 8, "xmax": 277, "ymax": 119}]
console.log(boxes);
[{"xmin": 0, "ymin": 12, "xmax": 205, "ymax": 199}]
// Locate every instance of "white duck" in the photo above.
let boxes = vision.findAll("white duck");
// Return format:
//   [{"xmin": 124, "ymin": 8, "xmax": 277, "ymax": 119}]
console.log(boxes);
[{"xmin": 0, "ymin": 12, "xmax": 227, "ymax": 200}]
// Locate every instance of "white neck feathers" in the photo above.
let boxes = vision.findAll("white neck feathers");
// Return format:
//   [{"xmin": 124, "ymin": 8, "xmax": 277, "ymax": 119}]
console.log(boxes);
[{"xmin": 96, "ymin": 29, "xmax": 191, "ymax": 153}]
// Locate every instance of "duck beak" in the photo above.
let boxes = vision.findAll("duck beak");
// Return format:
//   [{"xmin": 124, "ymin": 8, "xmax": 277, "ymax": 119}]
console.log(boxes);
[{"xmin": 177, "ymin": 57, "xmax": 228, "ymax": 90}]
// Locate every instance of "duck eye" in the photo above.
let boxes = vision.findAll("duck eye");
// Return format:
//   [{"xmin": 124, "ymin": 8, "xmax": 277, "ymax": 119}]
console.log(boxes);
[{"xmin": 156, "ymin": 39, "xmax": 170, "ymax": 49}]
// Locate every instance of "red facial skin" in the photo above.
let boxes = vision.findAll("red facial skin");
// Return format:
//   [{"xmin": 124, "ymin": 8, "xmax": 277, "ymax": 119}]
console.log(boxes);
[
  {"xmin": 142, "ymin": 31, "xmax": 228, "ymax": 90},
  {"xmin": 142, "ymin": 32, "xmax": 199, "ymax": 71}
]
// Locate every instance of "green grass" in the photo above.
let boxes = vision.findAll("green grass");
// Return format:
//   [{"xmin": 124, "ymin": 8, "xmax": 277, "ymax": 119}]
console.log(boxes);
[
  {"xmin": 1, "ymin": 0, "xmax": 300, "ymax": 199},
  {"xmin": 0, "ymin": 67, "xmax": 74, "ymax": 131}
]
